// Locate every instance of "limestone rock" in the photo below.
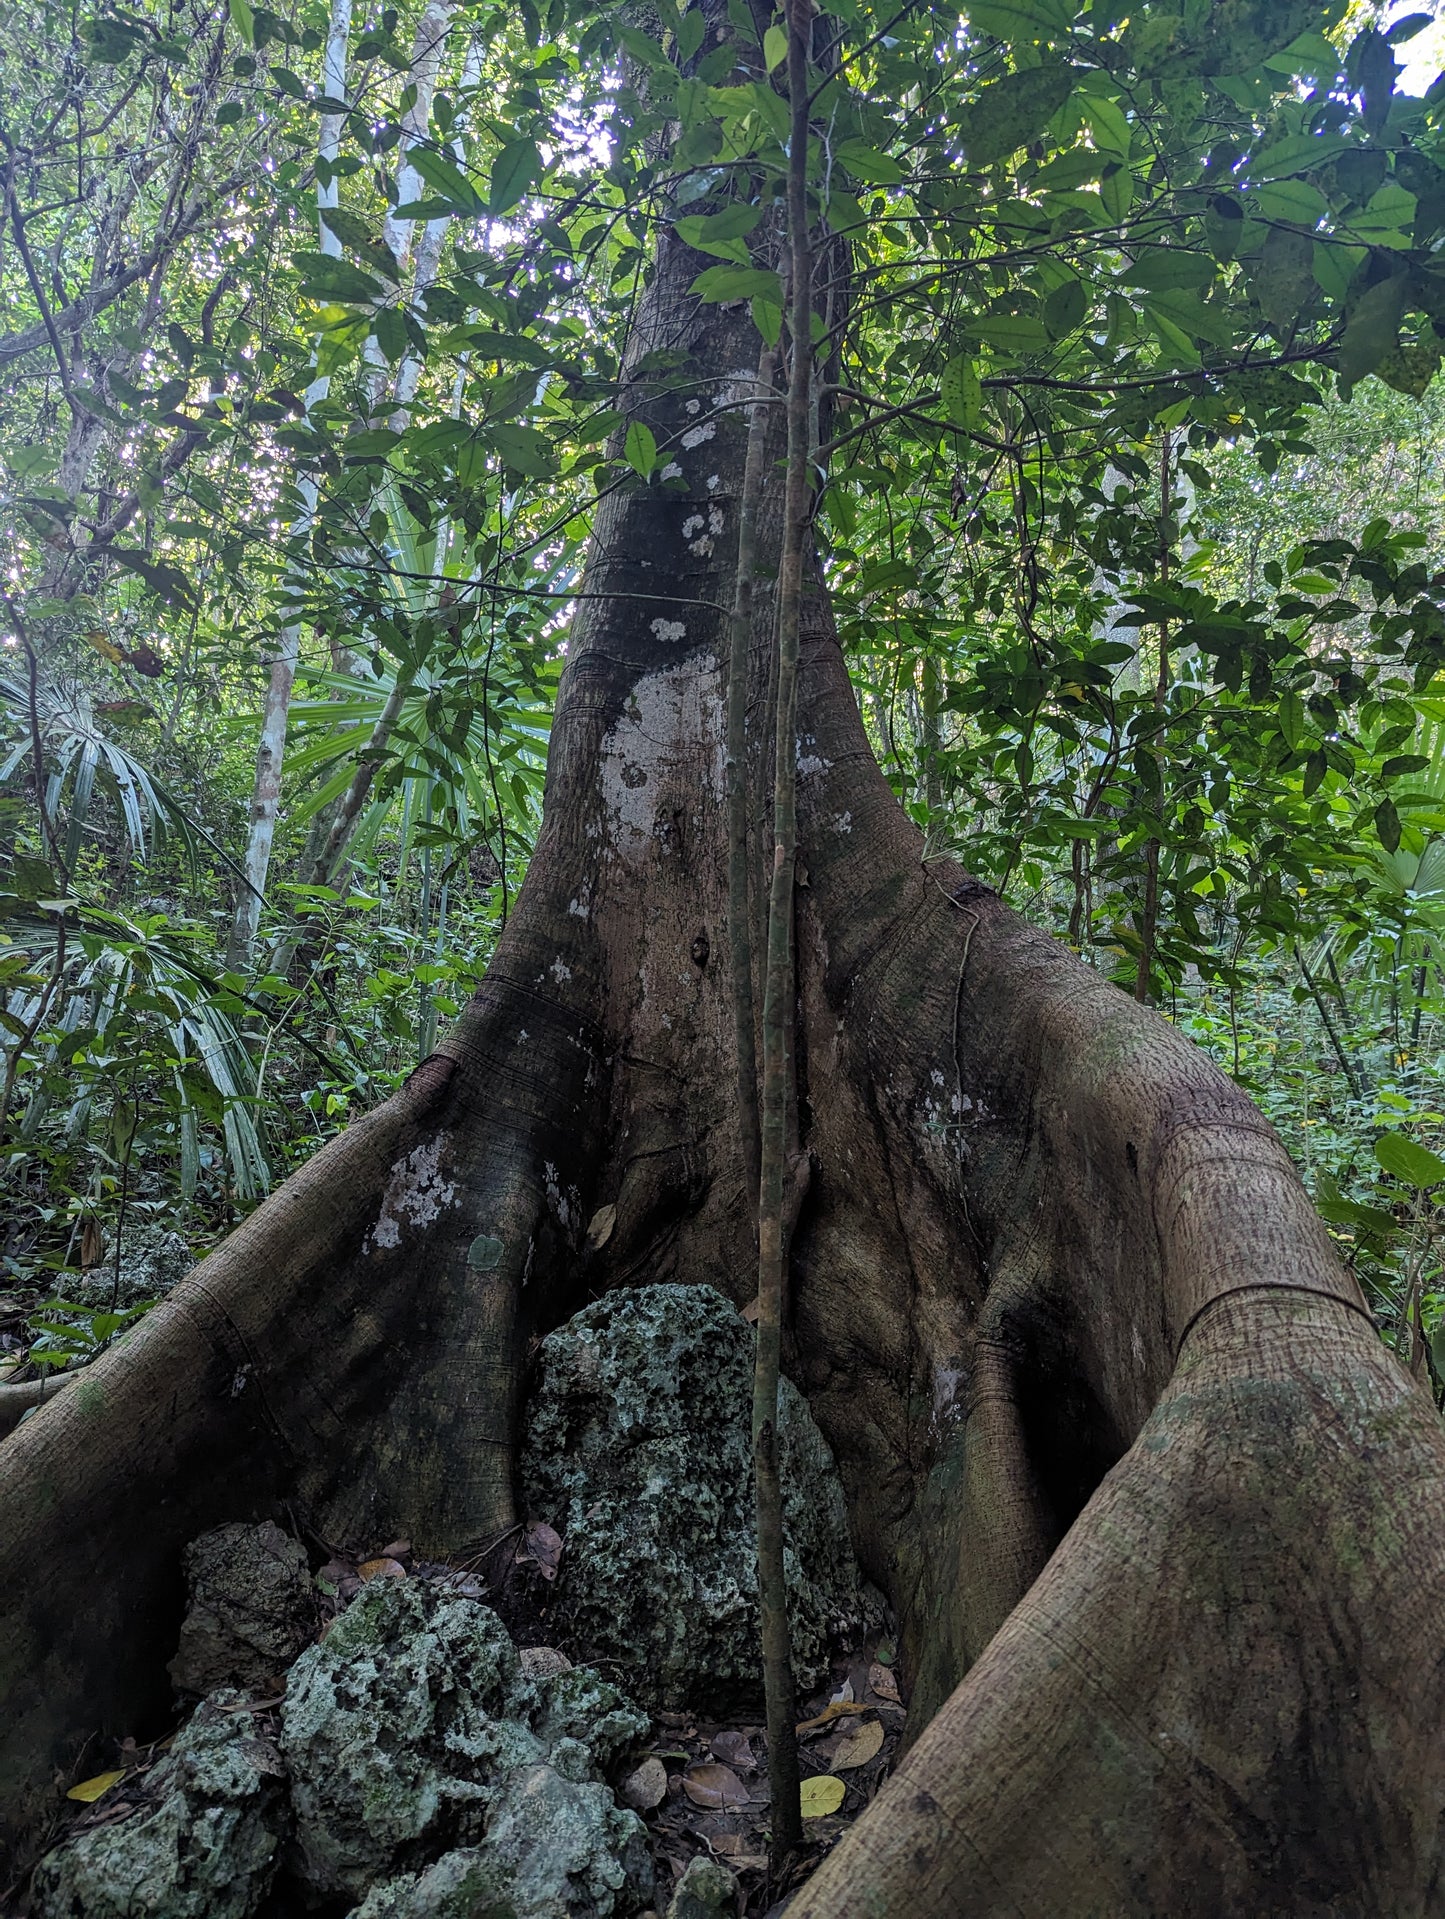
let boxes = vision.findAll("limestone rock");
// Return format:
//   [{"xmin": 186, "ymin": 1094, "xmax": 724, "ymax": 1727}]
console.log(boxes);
[
  {"xmin": 73, "ymin": 1222, "xmax": 193, "ymax": 1309},
  {"xmin": 169, "ymin": 1521, "xmax": 313, "ymax": 1696},
  {"xmin": 350, "ymin": 1764, "xmax": 653, "ymax": 1919},
  {"xmin": 519, "ymin": 1643, "xmax": 573, "ymax": 1679},
  {"xmin": 32, "ymin": 1693, "xmax": 286, "ymax": 1919},
  {"xmin": 282, "ymin": 1577, "xmax": 648, "ymax": 1899},
  {"xmin": 666, "ymin": 1856, "xmax": 738, "ymax": 1919},
  {"xmin": 522, "ymin": 1282, "xmax": 877, "ymax": 1710}
]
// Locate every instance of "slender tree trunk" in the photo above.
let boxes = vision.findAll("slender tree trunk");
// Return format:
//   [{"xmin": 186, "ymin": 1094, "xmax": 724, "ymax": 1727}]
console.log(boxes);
[
  {"xmin": 226, "ymin": 0, "xmax": 352, "ymax": 969},
  {"xmin": 3, "ymin": 136, "xmax": 1445, "ymax": 1919},
  {"xmin": 752, "ymin": 0, "xmax": 813, "ymax": 1852}
]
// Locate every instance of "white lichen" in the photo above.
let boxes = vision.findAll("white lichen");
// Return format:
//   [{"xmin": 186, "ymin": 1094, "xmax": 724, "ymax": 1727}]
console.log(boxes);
[{"xmin": 365, "ymin": 1139, "xmax": 456, "ymax": 1253}]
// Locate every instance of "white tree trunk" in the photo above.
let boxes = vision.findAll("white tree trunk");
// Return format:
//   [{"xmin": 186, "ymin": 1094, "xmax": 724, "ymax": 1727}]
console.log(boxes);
[{"xmin": 226, "ymin": 0, "xmax": 352, "ymax": 970}]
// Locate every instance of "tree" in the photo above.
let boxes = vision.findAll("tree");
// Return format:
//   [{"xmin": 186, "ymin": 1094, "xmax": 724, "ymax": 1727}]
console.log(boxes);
[{"xmin": 5, "ymin": 0, "xmax": 1445, "ymax": 1906}]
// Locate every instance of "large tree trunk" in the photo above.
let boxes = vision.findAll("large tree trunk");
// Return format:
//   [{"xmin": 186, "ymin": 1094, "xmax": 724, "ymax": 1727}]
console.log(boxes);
[{"xmin": 3, "ymin": 223, "xmax": 1444, "ymax": 1913}]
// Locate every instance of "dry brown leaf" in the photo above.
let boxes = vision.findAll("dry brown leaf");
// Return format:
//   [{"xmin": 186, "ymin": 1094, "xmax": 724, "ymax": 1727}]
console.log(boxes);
[
  {"xmin": 357, "ymin": 1557, "xmax": 406, "ymax": 1582},
  {"xmin": 868, "ymin": 1661, "xmax": 901, "ymax": 1704},
  {"xmin": 380, "ymin": 1538, "xmax": 412, "ymax": 1560},
  {"xmin": 795, "ymin": 1699, "xmax": 873, "ymax": 1736},
  {"xmin": 831, "ymin": 1718, "xmax": 884, "ymax": 1770},
  {"xmin": 710, "ymin": 1728, "xmax": 757, "ymax": 1771},
  {"xmin": 515, "ymin": 1519, "xmax": 564, "ymax": 1581},
  {"xmin": 740, "ymin": 1297, "xmax": 761, "ymax": 1324},
  {"xmin": 709, "ymin": 1833, "xmax": 768, "ymax": 1869},
  {"xmin": 681, "ymin": 1762, "xmax": 750, "ymax": 1810},
  {"xmin": 586, "ymin": 1203, "xmax": 617, "ymax": 1249},
  {"xmin": 619, "ymin": 1756, "xmax": 668, "ymax": 1811}
]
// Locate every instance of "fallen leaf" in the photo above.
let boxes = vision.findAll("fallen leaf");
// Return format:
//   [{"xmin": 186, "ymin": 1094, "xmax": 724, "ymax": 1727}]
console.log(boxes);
[
  {"xmin": 709, "ymin": 1833, "xmax": 768, "ymax": 1869},
  {"xmin": 682, "ymin": 1762, "xmax": 750, "ymax": 1810},
  {"xmin": 380, "ymin": 1538, "xmax": 412, "ymax": 1560},
  {"xmin": 710, "ymin": 1729, "xmax": 756, "ymax": 1771},
  {"xmin": 67, "ymin": 1770, "xmax": 125, "ymax": 1804},
  {"xmin": 875, "ymin": 1636, "xmax": 896, "ymax": 1666},
  {"xmin": 831, "ymin": 1718, "xmax": 884, "ymax": 1770},
  {"xmin": 515, "ymin": 1520, "xmax": 564, "ymax": 1581},
  {"xmin": 800, "ymin": 1774, "xmax": 846, "ymax": 1818},
  {"xmin": 868, "ymin": 1661, "xmax": 901, "ymax": 1704},
  {"xmin": 358, "ymin": 1557, "xmax": 406, "ymax": 1582},
  {"xmin": 740, "ymin": 1297, "xmax": 761, "ymax": 1324},
  {"xmin": 586, "ymin": 1203, "xmax": 617, "ymax": 1249},
  {"xmin": 619, "ymin": 1756, "xmax": 668, "ymax": 1810},
  {"xmin": 796, "ymin": 1699, "xmax": 873, "ymax": 1736}
]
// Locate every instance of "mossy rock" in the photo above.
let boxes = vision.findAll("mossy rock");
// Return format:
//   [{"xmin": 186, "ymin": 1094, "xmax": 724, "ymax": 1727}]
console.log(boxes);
[
  {"xmin": 281, "ymin": 1578, "xmax": 647, "ymax": 1899},
  {"xmin": 32, "ymin": 1693, "xmax": 287, "ymax": 1919},
  {"xmin": 350, "ymin": 1763, "xmax": 653, "ymax": 1918},
  {"xmin": 522, "ymin": 1282, "xmax": 878, "ymax": 1711}
]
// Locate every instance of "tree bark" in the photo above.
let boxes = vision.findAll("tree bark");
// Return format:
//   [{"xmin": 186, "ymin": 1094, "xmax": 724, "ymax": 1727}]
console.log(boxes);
[{"xmin": 2, "ymin": 211, "xmax": 1445, "ymax": 1918}]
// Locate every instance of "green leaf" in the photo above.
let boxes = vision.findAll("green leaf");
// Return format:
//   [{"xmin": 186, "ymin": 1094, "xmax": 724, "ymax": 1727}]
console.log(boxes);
[
  {"xmin": 966, "ymin": 0, "xmax": 1073, "ymax": 40},
  {"xmin": 229, "ymin": 0, "xmax": 254, "ymax": 46},
  {"xmin": 763, "ymin": 23, "xmax": 787, "ymax": 70},
  {"xmin": 1080, "ymin": 93, "xmax": 1130, "ymax": 161},
  {"xmin": 751, "ymin": 294, "xmax": 783, "ymax": 346},
  {"xmin": 675, "ymin": 204, "xmax": 762, "ymax": 261},
  {"xmin": 1278, "ymin": 689, "xmax": 1305, "ymax": 749},
  {"xmin": 623, "ymin": 418, "xmax": 657, "ymax": 478},
  {"xmin": 373, "ymin": 305, "xmax": 409, "ymax": 364},
  {"xmin": 1251, "ymin": 132, "xmax": 1352, "ymax": 180},
  {"xmin": 1374, "ymin": 1131, "xmax": 1445, "ymax": 1188},
  {"xmin": 834, "ymin": 140, "xmax": 904, "ymax": 186},
  {"xmin": 1043, "ymin": 277, "xmax": 1086, "ymax": 338},
  {"xmin": 1251, "ymin": 178, "xmax": 1327, "ymax": 224},
  {"xmin": 1123, "ymin": 248, "xmax": 1215, "ymax": 293},
  {"xmin": 490, "ymin": 137, "xmax": 541, "ymax": 216},
  {"xmin": 215, "ymin": 100, "xmax": 245, "ymax": 126},
  {"xmin": 1337, "ymin": 274, "xmax": 1408, "ymax": 388},
  {"xmin": 940, "ymin": 352, "xmax": 982, "ymax": 428},
  {"xmin": 489, "ymin": 423, "xmax": 557, "ymax": 478},
  {"xmin": 1349, "ymin": 182, "xmax": 1418, "ymax": 247},
  {"xmin": 409, "ymin": 144, "xmax": 483, "ymax": 213},
  {"xmin": 962, "ymin": 65, "xmax": 1073, "ymax": 167},
  {"xmin": 1251, "ymin": 225, "xmax": 1314, "ymax": 331},
  {"xmin": 1382, "ymin": 753, "xmax": 1430, "ymax": 779},
  {"xmin": 1375, "ymin": 794, "xmax": 1403, "ymax": 853},
  {"xmin": 294, "ymin": 251, "xmax": 385, "ymax": 304},
  {"xmin": 689, "ymin": 264, "xmax": 784, "ymax": 304},
  {"xmin": 966, "ymin": 311, "xmax": 1047, "ymax": 352}
]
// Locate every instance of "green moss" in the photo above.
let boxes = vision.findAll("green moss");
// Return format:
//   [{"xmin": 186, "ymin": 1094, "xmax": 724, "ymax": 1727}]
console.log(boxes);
[{"xmin": 522, "ymin": 1283, "xmax": 879, "ymax": 1712}]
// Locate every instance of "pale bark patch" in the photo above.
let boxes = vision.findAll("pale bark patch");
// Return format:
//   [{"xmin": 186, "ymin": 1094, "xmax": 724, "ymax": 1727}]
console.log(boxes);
[{"xmin": 364, "ymin": 1138, "xmax": 456, "ymax": 1252}]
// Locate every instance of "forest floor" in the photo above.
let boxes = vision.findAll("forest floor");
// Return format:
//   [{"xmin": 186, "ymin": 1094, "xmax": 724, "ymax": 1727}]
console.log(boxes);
[{"xmin": 7, "ymin": 1534, "xmax": 906, "ymax": 1918}]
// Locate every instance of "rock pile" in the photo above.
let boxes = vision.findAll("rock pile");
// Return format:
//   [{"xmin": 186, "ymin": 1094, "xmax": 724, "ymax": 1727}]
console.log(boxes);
[{"xmin": 35, "ymin": 1571, "xmax": 655, "ymax": 1919}]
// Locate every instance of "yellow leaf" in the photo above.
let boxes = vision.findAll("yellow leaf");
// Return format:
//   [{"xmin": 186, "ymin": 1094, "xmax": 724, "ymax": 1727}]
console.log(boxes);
[
  {"xmin": 832, "ymin": 1718, "xmax": 884, "ymax": 1769},
  {"xmin": 67, "ymin": 1770, "xmax": 124, "ymax": 1803},
  {"xmin": 800, "ymin": 1773, "xmax": 846, "ymax": 1818},
  {"xmin": 85, "ymin": 631, "xmax": 125, "ymax": 664}
]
